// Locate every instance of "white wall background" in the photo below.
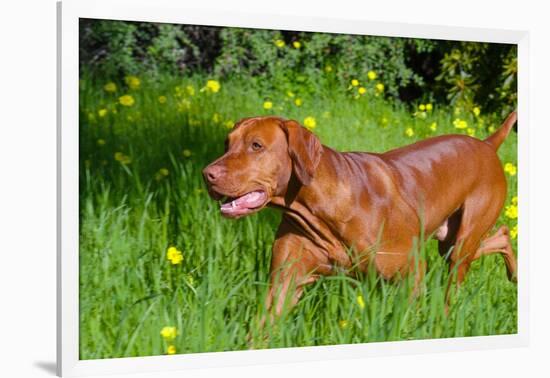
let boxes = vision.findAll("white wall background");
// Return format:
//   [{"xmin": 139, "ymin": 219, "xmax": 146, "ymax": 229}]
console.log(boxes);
[{"xmin": 0, "ymin": 0, "xmax": 548, "ymax": 377}]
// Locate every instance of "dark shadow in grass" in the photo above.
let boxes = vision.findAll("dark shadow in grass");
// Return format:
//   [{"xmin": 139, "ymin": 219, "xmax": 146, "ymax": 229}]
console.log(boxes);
[
  {"xmin": 79, "ymin": 116, "xmax": 228, "ymax": 190},
  {"xmin": 34, "ymin": 361, "xmax": 56, "ymax": 375}
]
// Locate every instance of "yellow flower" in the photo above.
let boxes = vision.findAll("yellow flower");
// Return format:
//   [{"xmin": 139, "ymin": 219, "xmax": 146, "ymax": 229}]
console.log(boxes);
[
  {"xmin": 416, "ymin": 111, "xmax": 427, "ymax": 119},
  {"xmin": 114, "ymin": 152, "xmax": 131, "ymax": 165},
  {"xmin": 356, "ymin": 295, "xmax": 365, "ymax": 309},
  {"xmin": 166, "ymin": 246, "xmax": 183, "ymax": 264},
  {"xmin": 426, "ymin": 103, "xmax": 433, "ymax": 111},
  {"xmin": 351, "ymin": 79, "xmax": 359, "ymax": 87},
  {"xmin": 473, "ymin": 106, "xmax": 481, "ymax": 117},
  {"xmin": 98, "ymin": 108, "xmax": 108, "ymax": 118},
  {"xmin": 167, "ymin": 345, "xmax": 176, "ymax": 355},
  {"xmin": 453, "ymin": 118, "xmax": 468, "ymax": 129},
  {"xmin": 160, "ymin": 326, "xmax": 177, "ymax": 341},
  {"xmin": 510, "ymin": 225, "xmax": 518, "ymax": 240},
  {"xmin": 155, "ymin": 168, "xmax": 170, "ymax": 181},
  {"xmin": 124, "ymin": 75, "xmax": 141, "ymax": 90},
  {"xmin": 504, "ymin": 163, "xmax": 517, "ymax": 176},
  {"xmin": 367, "ymin": 70, "xmax": 377, "ymax": 80},
  {"xmin": 430, "ymin": 122, "xmax": 437, "ymax": 131},
  {"xmin": 505, "ymin": 204, "xmax": 518, "ymax": 219},
  {"xmin": 512, "ymin": 196, "xmax": 518, "ymax": 205},
  {"xmin": 467, "ymin": 127, "xmax": 476, "ymax": 137},
  {"xmin": 375, "ymin": 83, "xmax": 384, "ymax": 92},
  {"xmin": 339, "ymin": 320, "xmax": 348, "ymax": 329},
  {"xmin": 171, "ymin": 253, "xmax": 183, "ymax": 264},
  {"xmin": 212, "ymin": 113, "xmax": 221, "ymax": 123},
  {"xmin": 358, "ymin": 87, "xmax": 367, "ymax": 95},
  {"xmin": 97, "ymin": 139, "xmax": 106, "ymax": 146},
  {"xmin": 186, "ymin": 85, "xmax": 196, "ymax": 96},
  {"xmin": 224, "ymin": 120, "xmax": 234, "ymax": 129},
  {"xmin": 119, "ymin": 94, "xmax": 135, "ymax": 107},
  {"xmin": 158, "ymin": 95, "xmax": 167, "ymax": 104},
  {"xmin": 177, "ymin": 99, "xmax": 191, "ymax": 113},
  {"xmin": 166, "ymin": 246, "xmax": 177, "ymax": 259},
  {"xmin": 275, "ymin": 39, "xmax": 285, "ymax": 48},
  {"xmin": 263, "ymin": 101, "xmax": 273, "ymax": 110},
  {"xmin": 293, "ymin": 41, "xmax": 301, "ymax": 49},
  {"xmin": 324, "ymin": 65, "xmax": 333, "ymax": 73},
  {"xmin": 205, "ymin": 80, "xmax": 221, "ymax": 93},
  {"xmin": 182, "ymin": 149, "xmax": 192, "ymax": 158},
  {"xmin": 104, "ymin": 82, "xmax": 117, "ymax": 93},
  {"xmin": 488, "ymin": 125, "xmax": 496, "ymax": 133},
  {"xmin": 286, "ymin": 91, "xmax": 295, "ymax": 98},
  {"xmin": 419, "ymin": 104, "xmax": 426, "ymax": 111},
  {"xmin": 303, "ymin": 116, "xmax": 316, "ymax": 130},
  {"xmin": 294, "ymin": 98, "xmax": 303, "ymax": 107},
  {"xmin": 405, "ymin": 127, "xmax": 414, "ymax": 137}
]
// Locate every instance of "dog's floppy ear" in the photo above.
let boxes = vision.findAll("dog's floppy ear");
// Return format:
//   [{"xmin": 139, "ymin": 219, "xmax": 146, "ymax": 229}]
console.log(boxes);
[{"xmin": 280, "ymin": 119, "xmax": 322, "ymax": 186}]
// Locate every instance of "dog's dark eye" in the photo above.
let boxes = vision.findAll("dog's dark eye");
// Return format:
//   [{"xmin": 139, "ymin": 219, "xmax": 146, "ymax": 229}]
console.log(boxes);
[{"xmin": 251, "ymin": 142, "xmax": 263, "ymax": 151}]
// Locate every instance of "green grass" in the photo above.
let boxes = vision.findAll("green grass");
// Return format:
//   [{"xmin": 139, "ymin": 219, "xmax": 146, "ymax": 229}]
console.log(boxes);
[{"xmin": 79, "ymin": 74, "xmax": 518, "ymax": 359}]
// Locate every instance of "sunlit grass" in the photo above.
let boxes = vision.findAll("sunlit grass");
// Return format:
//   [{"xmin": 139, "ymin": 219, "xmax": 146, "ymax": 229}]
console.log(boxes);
[{"xmin": 79, "ymin": 74, "xmax": 518, "ymax": 359}]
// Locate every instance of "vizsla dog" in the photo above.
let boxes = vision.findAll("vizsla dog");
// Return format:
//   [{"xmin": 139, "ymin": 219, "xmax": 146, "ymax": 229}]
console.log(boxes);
[{"xmin": 203, "ymin": 112, "xmax": 518, "ymax": 317}]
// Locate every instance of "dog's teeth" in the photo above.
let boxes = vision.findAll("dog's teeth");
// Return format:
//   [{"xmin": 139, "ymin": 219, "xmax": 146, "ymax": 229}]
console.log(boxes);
[{"xmin": 231, "ymin": 201, "xmax": 236, "ymax": 209}]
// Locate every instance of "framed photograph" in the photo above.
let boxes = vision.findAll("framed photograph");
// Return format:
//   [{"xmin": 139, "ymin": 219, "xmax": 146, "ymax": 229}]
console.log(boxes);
[{"xmin": 58, "ymin": 0, "xmax": 529, "ymax": 376}]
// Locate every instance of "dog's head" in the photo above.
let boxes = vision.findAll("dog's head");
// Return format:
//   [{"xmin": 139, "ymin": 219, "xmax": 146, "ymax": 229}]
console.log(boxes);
[{"xmin": 203, "ymin": 116, "xmax": 322, "ymax": 218}]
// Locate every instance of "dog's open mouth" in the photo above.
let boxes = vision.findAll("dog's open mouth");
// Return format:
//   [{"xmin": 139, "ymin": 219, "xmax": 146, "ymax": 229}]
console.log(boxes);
[{"xmin": 219, "ymin": 190, "xmax": 268, "ymax": 218}]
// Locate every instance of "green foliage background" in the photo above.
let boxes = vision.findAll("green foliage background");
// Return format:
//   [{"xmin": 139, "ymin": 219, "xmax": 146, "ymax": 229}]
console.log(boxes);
[{"xmin": 80, "ymin": 19, "xmax": 517, "ymax": 117}]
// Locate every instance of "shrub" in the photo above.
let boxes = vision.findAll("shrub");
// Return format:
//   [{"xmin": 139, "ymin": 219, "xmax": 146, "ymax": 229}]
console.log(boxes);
[
  {"xmin": 79, "ymin": 19, "xmax": 221, "ymax": 77},
  {"xmin": 79, "ymin": 19, "xmax": 517, "ymax": 117},
  {"xmin": 435, "ymin": 41, "xmax": 517, "ymax": 117},
  {"xmin": 214, "ymin": 28, "xmax": 436, "ymax": 99}
]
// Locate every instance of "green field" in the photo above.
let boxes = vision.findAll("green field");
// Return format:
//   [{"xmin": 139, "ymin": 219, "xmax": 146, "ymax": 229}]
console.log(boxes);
[{"xmin": 79, "ymin": 75, "xmax": 518, "ymax": 359}]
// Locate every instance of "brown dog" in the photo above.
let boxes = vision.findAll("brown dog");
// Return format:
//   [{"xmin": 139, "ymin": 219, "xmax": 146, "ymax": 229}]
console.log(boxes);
[{"xmin": 203, "ymin": 112, "xmax": 518, "ymax": 317}]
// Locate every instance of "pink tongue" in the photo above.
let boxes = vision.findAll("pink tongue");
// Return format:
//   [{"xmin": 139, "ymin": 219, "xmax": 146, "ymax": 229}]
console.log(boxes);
[{"xmin": 220, "ymin": 191, "xmax": 266, "ymax": 214}]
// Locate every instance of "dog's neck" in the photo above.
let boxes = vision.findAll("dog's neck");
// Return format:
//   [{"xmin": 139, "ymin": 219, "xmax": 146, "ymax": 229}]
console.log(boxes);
[{"xmin": 269, "ymin": 147, "xmax": 351, "ymax": 263}]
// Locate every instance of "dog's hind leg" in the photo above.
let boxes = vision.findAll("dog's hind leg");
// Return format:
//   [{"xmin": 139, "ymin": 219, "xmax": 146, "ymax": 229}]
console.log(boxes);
[
  {"xmin": 442, "ymin": 192, "xmax": 506, "ymax": 310},
  {"xmin": 473, "ymin": 225, "xmax": 517, "ymax": 281}
]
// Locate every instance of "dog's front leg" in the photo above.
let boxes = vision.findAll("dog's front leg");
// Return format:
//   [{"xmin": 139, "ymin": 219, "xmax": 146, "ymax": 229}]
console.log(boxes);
[
  {"xmin": 249, "ymin": 251, "xmax": 318, "ymax": 348},
  {"xmin": 254, "ymin": 223, "xmax": 330, "ymax": 337},
  {"xmin": 263, "ymin": 263, "xmax": 319, "ymax": 321}
]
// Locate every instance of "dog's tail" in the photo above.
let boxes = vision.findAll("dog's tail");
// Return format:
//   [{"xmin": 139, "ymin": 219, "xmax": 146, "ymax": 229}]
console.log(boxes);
[{"xmin": 484, "ymin": 111, "xmax": 517, "ymax": 150}]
